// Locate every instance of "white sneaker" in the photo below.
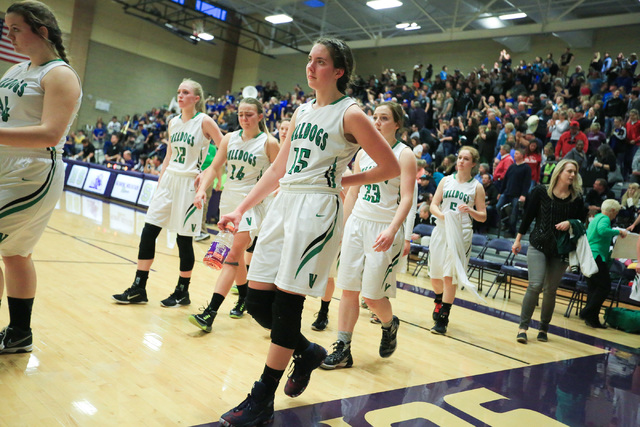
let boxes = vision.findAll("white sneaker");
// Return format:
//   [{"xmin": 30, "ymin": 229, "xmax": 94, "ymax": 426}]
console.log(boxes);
[{"xmin": 194, "ymin": 232, "xmax": 210, "ymax": 242}]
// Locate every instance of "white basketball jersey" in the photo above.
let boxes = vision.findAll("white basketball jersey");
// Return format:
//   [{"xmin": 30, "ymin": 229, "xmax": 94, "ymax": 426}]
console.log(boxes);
[
  {"xmin": 439, "ymin": 174, "xmax": 478, "ymax": 227},
  {"xmin": 0, "ymin": 59, "xmax": 81, "ymax": 155},
  {"xmin": 166, "ymin": 112, "xmax": 210, "ymax": 175},
  {"xmin": 280, "ymin": 96, "xmax": 359, "ymax": 190},
  {"xmin": 224, "ymin": 130, "xmax": 270, "ymax": 194},
  {"xmin": 352, "ymin": 141, "xmax": 409, "ymax": 223}
]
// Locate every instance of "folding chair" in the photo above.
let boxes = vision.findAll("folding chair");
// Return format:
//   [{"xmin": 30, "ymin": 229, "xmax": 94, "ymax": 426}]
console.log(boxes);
[
  {"xmin": 562, "ymin": 272, "xmax": 586, "ymax": 317},
  {"xmin": 607, "ymin": 260, "xmax": 635, "ymax": 309},
  {"xmin": 496, "ymin": 203, "xmax": 512, "ymax": 239},
  {"xmin": 411, "ymin": 224, "xmax": 434, "ymax": 276},
  {"xmin": 485, "ymin": 243, "xmax": 529, "ymax": 299},
  {"xmin": 467, "ymin": 238, "xmax": 513, "ymax": 289},
  {"xmin": 466, "ymin": 234, "xmax": 489, "ymax": 291}
]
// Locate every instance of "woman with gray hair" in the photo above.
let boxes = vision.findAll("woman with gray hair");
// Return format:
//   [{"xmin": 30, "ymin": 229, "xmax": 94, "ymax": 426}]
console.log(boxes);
[
  {"xmin": 513, "ymin": 159, "xmax": 587, "ymax": 343},
  {"xmin": 581, "ymin": 199, "xmax": 627, "ymax": 328}
]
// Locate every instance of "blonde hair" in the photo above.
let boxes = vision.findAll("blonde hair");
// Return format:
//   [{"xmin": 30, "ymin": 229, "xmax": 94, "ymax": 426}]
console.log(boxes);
[
  {"xmin": 622, "ymin": 183, "xmax": 640, "ymax": 207},
  {"xmin": 181, "ymin": 79, "xmax": 205, "ymax": 113},
  {"xmin": 547, "ymin": 159, "xmax": 582, "ymax": 201},
  {"xmin": 601, "ymin": 199, "xmax": 621, "ymax": 214},
  {"xmin": 239, "ymin": 97, "xmax": 268, "ymax": 133}
]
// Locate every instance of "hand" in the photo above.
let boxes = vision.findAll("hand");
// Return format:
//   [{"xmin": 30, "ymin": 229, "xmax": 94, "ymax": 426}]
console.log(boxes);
[
  {"xmin": 555, "ymin": 220, "xmax": 570, "ymax": 231},
  {"xmin": 458, "ymin": 203, "xmax": 472, "ymax": 214},
  {"xmin": 373, "ymin": 228, "xmax": 395, "ymax": 252},
  {"xmin": 218, "ymin": 210, "xmax": 242, "ymax": 234},
  {"xmin": 518, "ymin": 195, "xmax": 526, "ymax": 203},
  {"xmin": 627, "ymin": 225, "xmax": 635, "ymax": 231},
  {"xmin": 403, "ymin": 240, "xmax": 411, "ymax": 257},
  {"xmin": 194, "ymin": 189, "xmax": 206, "ymax": 209},
  {"xmin": 512, "ymin": 240, "xmax": 521, "ymax": 254},
  {"xmin": 619, "ymin": 229, "xmax": 628, "ymax": 238},
  {"xmin": 194, "ymin": 172, "xmax": 203, "ymax": 190}
]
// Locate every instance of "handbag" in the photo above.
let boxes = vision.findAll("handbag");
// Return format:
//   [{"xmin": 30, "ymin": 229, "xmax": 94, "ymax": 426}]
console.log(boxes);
[
  {"xmin": 631, "ymin": 273, "xmax": 640, "ymax": 302},
  {"xmin": 604, "ymin": 307, "xmax": 640, "ymax": 333},
  {"xmin": 607, "ymin": 164, "xmax": 623, "ymax": 185}
]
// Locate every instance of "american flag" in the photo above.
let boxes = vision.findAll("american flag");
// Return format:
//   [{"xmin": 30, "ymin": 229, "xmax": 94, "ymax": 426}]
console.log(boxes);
[{"xmin": 0, "ymin": 19, "xmax": 30, "ymax": 64}]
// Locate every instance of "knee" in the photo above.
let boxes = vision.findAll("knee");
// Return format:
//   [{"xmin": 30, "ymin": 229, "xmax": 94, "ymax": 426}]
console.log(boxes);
[
  {"xmin": 341, "ymin": 290, "xmax": 360, "ymax": 302},
  {"xmin": 138, "ymin": 223, "xmax": 162, "ymax": 259},
  {"xmin": 246, "ymin": 287, "xmax": 276, "ymax": 329},
  {"xmin": 176, "ymin": 235, "xmax": 194, "ymax": 271},
  {"xmin": 270, "ymin": 289, "xmax": 305, "ymax": 349}
]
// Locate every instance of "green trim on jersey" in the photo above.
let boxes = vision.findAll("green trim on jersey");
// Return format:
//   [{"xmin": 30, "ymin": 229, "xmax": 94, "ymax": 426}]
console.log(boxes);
[
  {"xmin": 0, "ymin": 156, "xmax": 56, "ymax": 220},
  {"xmin": 295, "ymin": 197, "xmax": 340, "ymax": 280},
  {"xmin": 239, "ymin": 130, "xmax": 264, "ymax": 139},
  {"xmin": 452, "ymin": 172, "xmax": 475, "ymax": 183},
  {"xmin": 391, "ymin": 140, "xmax": 402, "ymax": 149},
  {"xmin": 36, "ymin": 58, "xmax": 65, "ymax": 67},
  {"xmin": 330, "ymin": 95, "xmax": 348, "ymax": 105},
  {"xmin": 324, "ymin": 157, "xmax": 338, "ymax": 188}
]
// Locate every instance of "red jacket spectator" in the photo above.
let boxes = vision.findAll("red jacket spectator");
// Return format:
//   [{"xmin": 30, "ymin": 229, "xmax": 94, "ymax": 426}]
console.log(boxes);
[
  {"xmin": 494, "ymin": 153, "xmax": 513, "ymax": 182},
  {"xmin": 524, "ymin": 152, "xmax": 542, "ymax": 183},
  {"xmin": 626, "ymin": 111, "xmax": 640, "ymax": 145},
  {"xmin": 555, "ymin": 121, "xmax": 589, "ymax": 159}
]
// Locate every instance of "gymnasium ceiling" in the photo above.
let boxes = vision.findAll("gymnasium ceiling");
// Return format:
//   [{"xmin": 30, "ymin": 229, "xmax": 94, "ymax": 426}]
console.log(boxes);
[{"xmin": 115, "ymin": 0, "xmax": 640, "ymax": 55}]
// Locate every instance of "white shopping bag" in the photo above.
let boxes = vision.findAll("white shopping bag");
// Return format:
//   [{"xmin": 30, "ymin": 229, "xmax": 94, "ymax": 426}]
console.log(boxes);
[{"xmin": 631, "ymin": 274, "xmax": 640, "ymax": 302}]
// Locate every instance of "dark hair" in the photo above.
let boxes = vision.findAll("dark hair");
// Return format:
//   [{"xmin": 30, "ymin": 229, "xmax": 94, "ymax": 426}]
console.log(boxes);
[
  {"xmin": 7, "ymin": 1, "xmax": 68, "ymax": 63},
  {"xmin": 376, "ymin": 101, "xmax": 404, "ymax": 128},
  {"xmin": 314, "ymin": 38, "xmax": 354, "ymax": 94}
]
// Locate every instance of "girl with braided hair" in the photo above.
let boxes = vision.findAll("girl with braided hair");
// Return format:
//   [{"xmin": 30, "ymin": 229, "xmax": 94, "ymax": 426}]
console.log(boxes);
[{"xmin": 0, "ymin": 1, "xmax": 82, "ymax": 353}]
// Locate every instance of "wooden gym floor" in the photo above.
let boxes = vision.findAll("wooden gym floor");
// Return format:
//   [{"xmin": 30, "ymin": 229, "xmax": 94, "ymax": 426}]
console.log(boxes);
[{"xmin": 0, "ymin": 190, "xmax": 638, "ymax": 426}]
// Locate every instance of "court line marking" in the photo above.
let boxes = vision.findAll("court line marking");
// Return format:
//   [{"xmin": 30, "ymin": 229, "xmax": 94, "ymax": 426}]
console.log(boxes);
[
  {"xmin": 55, "ymin": 192, "xmax": 636, "ymax": 354},
  {"xmin": 32, "ymin": 260, "xmax": 132, "ymax": 265},
  {"xmin": 47, "ymin": 225, "xmax": 149, "ymax": 268},
  {"xmin": 397, "ymin": 281, "xmax": 639, "ymax": 355}
]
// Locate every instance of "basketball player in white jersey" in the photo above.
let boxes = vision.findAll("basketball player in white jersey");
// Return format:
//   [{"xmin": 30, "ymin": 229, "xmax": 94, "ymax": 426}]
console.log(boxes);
[
  {"xmin": 0, "ymin": 1, "xmax": 82, "ymax": 354},
  {"xmin": 112, "ymin": 79, "xmax": 223, "ymax": 307},
  {"xmin": 429, "ymin": 146, "xmax": 486, "ymax": 334},
  {"xmin": 217, "ymin": 38, "xmax": 400, "ymax": 426},
  {"xmin": 189, "ymin": 98, "xmax": 278, "ymax": 332},
  {"xmin": 321, "ymin": 101, "xmax": 416, "ymax": 369}
]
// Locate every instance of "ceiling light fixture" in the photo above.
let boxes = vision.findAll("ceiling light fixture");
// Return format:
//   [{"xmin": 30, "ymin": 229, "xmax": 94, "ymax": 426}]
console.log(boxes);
[
  {"xmin": 396, "ymin": 22, "xmax": 409, "ymax": 29},
  {"xmin": 404, "ymin": 22, "xmax": 421, "ymax": 31},
  {"xmin": 265, "ymin": 14, "xmax": 293, "ymax": 24},
  {"xmin": 198, "ymin": 32, "xmax": 214, "ymax": 41},
  {"xmin": 367, "ymin": 1, "xmax": 403, "ymax": 10},
  {"xmin": 499, "ymin": 12, "xmax": 527, "ymax": 20}
]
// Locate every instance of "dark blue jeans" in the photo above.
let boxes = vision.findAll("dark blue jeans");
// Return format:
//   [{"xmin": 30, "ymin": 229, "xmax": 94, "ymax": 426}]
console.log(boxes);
[{"xmin": 496, "ymin": 194, "xmax": 520, "ymax": 235}]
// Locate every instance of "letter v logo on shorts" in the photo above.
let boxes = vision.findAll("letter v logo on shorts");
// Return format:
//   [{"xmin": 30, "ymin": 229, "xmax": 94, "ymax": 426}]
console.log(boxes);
[
  {"xmin": 308, "ymin": 273, "xmax": 318, "ymax": 289},
  {"xmin": 0, "ymin": 233, "xmax": 8, "ymax": 244}
]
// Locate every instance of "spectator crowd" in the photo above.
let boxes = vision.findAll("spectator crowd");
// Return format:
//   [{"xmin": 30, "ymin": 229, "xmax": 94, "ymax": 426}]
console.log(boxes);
[{"xmin": 65, "ymin": 47, "xmax": 640, "ymax": 234}]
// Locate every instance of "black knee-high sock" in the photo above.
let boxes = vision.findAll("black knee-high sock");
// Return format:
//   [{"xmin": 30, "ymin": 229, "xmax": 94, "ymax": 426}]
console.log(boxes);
[
  {"xmin": 236, "ymin": 282, "xmax": 248, "ymax": 299},
  {"xmin": 7, "ymin": 297, "xmax": 34, "ymax": 332},
  {"xmin": 434, "ymin": 293, "xmax": 443, "ymax": 304},
  {"xmin": 260, "ymin": 365, "xmax": 284, "ymax": 396},
  {"xmin": 134, "ymin": 270, "xmax": 149, "ymax": 289},
  {"xmin": 294, "ymin": 333, "xmax": 311, "ymax": 356},
  {"xmin": 320, "ymin": 299, "xmax": 330, "ymax": 314},
  {"xmin": 441, "ymin": 303, "xmax": 452, "ymax": 317},
  {"xmin": 209, "ymin": 293, "xmax": 225, "ymax": 311},
  {"xmin": 177, "ymin": 276, "xmax": 190, "ymax": 292}
]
